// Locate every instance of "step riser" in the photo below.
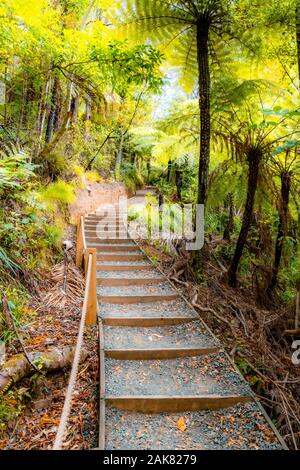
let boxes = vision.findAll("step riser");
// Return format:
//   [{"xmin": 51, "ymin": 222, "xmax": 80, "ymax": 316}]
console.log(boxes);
[
  {"xmin": 106, "ymin": 395, "xmax": 253, "ymax": 413},
  {"xmin": 84, "ymin": 224, "xmax": 127, "ymax": 232},
  {"xmin": 85, "ymin": 216, "xmax": 128, "ymax": 222},
  {"xmin": 99, "ymin": 294, "xmax": 177, "ymax": 304},
  {"xmin": 93, "ymin": 239, "xmax": 131, "ymax": 245},
  {"xmin": 85, "ymin": 222, "xmax": 127, "ymax": 227},
  {"xmin": 105, "ymin": 347, "xmax": 219, "ymax": 360},
  {"xmin": 97, "ymin": 265, "xmax": 151, "ymax": 271},
  {"xmin": 97, "ymin": 278, "xmax": 163, "ymax": 286},
  {"xmin": 85, "ymin": 229, "xmax": 127, "ymax": 234},
  {"xmin": 97, "ymin": 255, "xmax": 144, "ymax": 261},
  {"xmin": 101, "ymin": 318, "xmax": 197, "ymax": 326},
  {"xmin": 88, "ymin": 245, "xmax": 139, "ymax": 252}
]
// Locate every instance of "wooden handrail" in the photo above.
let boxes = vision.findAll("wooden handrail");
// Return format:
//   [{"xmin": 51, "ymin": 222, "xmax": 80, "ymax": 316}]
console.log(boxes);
[
  {"xmin": 75, "ymin": 214, "xmax": 85, "ymax": 267},
  {"xmin": 84, "ymin": 247, "xmax": 97, "ymax": 325},
  {"xmin": 75, "ymin": 214, "xmax": 97, "ymax": 325}
]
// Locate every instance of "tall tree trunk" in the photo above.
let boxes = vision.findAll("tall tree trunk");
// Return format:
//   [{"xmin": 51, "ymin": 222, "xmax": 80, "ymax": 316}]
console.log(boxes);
[
  {"xmin": 223, "ymin": 193, "xmax": 234, "ymax": 241},
  {"xmin": 228, "ymin": 149, "xmax": 262, "ymax": 287},
  {"xmin": 84, "ymin": 91, "xmax": 92, "ymax": 121},
  {"xmin": 45, "ymin": 76, "xmax": 59, "ymax": 144},
  {"xmin": 267, "ymin": 171, "xmax": 291, "ymax": 293},
  {"xmin": 3, "ymin": 64, "xmax": 8, "ymax": 127},
  {"xmin": 167, "ymin": 159, "xmax": 172, "ymax": 182},
  {"xmin": 196, "ymin": 20, "xmax": 210, "ymax": 207},
  {"xmin": 115, "ymin": 132, "xmax": 124, "ymax": 178},
  {"xmin": 147, "ymin": 160, "xmax": 151, "ymax": 183},
  {"xmin": 32, "ymin": 71, "xmax": 51, "ymax": 159},
  {"xmin": 71, "ymin": 95, "xmax": 79, "ymax": 124},
  {"xmin": 296, "ymin": 1, "xmax": 300, "ymax": 87},
  {"xmin": 193, "ymin": 20, "xmax": 210, "ymax": 273},
  {"xmin": 175, "ymin": 165, "xmax": 182, "ymax": 201},
  {"xmin": 16, "ymin": 79, "xmax": 27, "ymax": 145},
  {"xmin": 39, "ymin": 110, "xmax": 71, "ymax": 160}
]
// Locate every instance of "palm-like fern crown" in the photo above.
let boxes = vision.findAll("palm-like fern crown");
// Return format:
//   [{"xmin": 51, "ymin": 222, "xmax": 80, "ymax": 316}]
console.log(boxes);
[{"xmin": 120, "ymin": 0, "xmax": 235, "ymax": 89}]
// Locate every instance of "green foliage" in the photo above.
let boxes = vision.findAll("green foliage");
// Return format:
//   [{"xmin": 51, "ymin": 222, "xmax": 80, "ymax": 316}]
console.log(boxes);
[
  {"xmin": 0, "ymin": 148, "xmax": 36, "ymax": 194},
  {"xmin": 121, "ymin": 162, "xmax": 144, "ymax": 193},
  {"xmin": 0, "ymin": 248, "xmax": 20, "ymax": 276},
  {"xmin": 0, "ymin": 389, "xmax": 29, "ymax": 433},
  {"xmin": 40, "ymin": 181, "xmax": 75, "ymax": 209},
  {"xmin": 43, "ymin": 224, "xmax": 64, "ymax": 250},
  {"xmin": 91, "ymin": 41, "xmax": 164, "ymax": 94}
]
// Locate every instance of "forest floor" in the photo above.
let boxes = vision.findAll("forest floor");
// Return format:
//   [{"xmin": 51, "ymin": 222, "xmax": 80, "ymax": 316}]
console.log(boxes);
[{"xmin": 0, "ymin": 220, "xmax": 99, "ymax": 450}]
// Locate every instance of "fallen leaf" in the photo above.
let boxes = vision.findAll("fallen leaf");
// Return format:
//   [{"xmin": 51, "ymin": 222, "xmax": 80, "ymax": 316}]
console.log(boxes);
[
  {"xmin": 40, "ymin": 415, "xmax": 58, "ymax": 427},
  {"xmin": 29, "ymin": 335, "xmax": 45, "ymax": 345},
  {"xmin": 177, "ymin": 416, "xmax": 186, "ymax": 432}
]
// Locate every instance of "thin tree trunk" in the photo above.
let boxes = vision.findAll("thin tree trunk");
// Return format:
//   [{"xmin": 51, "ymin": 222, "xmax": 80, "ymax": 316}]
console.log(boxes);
[
  {"xmin": 223, "ymin": 193, "xmax": 234, "ymax": 241},
  {"xmin": 38, "ymin": 110, "xmax": 72, "ymax": 160},
  {"xmin": 32, "ymin": 71, "xmax": 51, "ymax": 158},
  {"xmin": 16, "ymin": 79, "xmax": 27, "ymax": 145},
  {"xmin": 296, "ymin": 1, "xmax": 300, "ymax": 87},
  {"xmin": 147, "ymin": 160, "xmax": 151, "ymax": 183},
  {"xmin": 84, "ymin": 91, "xmax": 92, "ymax": 121},
  {"xmin": 228, "ymin": 149, "xmax": 262, "ymax": 287},
  {"xmin": 45, "ymin": 76, "xmax": 59, "ymax": 144},
  {"xmin": 167, "ymin": 159, "xmax": 172, "ymax": 182},
  {"xmin": 196, "ymin": 20, "xmax": 210, "ymax": 207},
  {"xmin": 175, "ymin": 165, "xmax": 182, "ymax": 201},
  {"xmin": 71, "ymin": 95, "xmax": 79, "ymax": 124},
  {"xmin": 115, "ymin": 132, "xmax": 124, "ymax": 177},
  {"xmin": 267, "ymin": 171, "xmax": 291, "ymax": 293},
  {"xmin": 3, "ymin": 64, "xmax": 8, "ymax": 127}
]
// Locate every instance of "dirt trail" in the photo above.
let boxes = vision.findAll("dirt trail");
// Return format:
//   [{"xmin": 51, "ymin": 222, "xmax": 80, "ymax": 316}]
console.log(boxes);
[{"xmin": 69, "ymin": 181, "xmax": 126, "ymax": 223}]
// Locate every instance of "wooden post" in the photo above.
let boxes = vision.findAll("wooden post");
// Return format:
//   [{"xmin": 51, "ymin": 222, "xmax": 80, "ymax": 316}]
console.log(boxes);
[
  {"xmin": 75, "ymin": 215, "xmax": 83, "ymax": 268},
  {"xmin": 85, "ymin": 247, "xmax": 97, "ymax": 325}
]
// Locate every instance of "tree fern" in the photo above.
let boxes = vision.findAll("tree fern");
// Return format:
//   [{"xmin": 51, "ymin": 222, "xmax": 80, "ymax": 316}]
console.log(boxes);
[{"xmin": 117, "ymin": 0, "xmax": 248, "ymax": 214}]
